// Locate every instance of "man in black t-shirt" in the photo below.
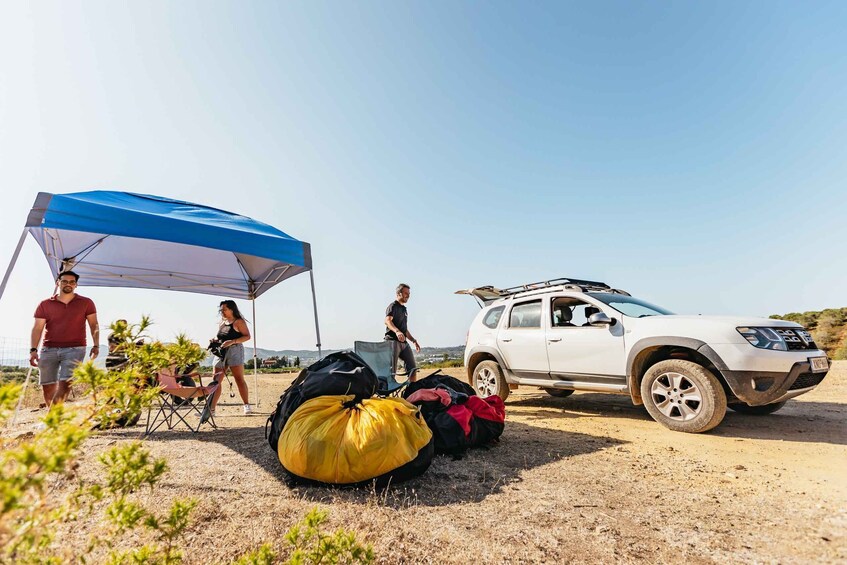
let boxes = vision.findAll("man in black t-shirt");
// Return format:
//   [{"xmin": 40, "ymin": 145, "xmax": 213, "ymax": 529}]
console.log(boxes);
[{"xmin": 384, "ymin": 283, "xmax": 421, "ymax": 382}]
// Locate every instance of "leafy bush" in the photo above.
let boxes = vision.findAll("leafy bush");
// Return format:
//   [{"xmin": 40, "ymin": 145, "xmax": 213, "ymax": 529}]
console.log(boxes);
[
  {"xmin": 0, "ymin": 317, "xmax": 206, "ymax": 563},
  {"xmin": 284, "ymin": 508, "xmax": 374, "ymax": 565},
  {"xmin": 0, "ymin": 367, "xmax": 36, "ymax": 385},
  {"xmin": 833, "ymin": 340, "xmax": 847, "ymax": 361},
  {"xmin": 0, "ymin": 318, "xmax": 376, "ymax": 564},
  {"xmin": 418, "ymin": 358, "xmax": 463, "ymax": 369}
]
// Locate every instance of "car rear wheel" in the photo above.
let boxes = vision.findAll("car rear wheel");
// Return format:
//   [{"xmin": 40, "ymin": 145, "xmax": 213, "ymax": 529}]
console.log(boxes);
[
  {"xmin": 640, "ymin": 359, "xmax": 727, "ymax": 433},
  {"xmin": 728, "ymin": 401, "xmax": 787, "ymax": 415},
  {"xmin": 472, "ymin": 360, "xmax": 510, "ymax": 401},
  {"xmin": 543, "ymin": 388, "xmax": 574, "ymax": 398}
]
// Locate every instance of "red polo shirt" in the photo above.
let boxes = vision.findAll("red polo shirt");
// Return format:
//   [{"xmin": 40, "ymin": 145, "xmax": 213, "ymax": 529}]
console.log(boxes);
[{"xmin": 34, "ymin": 294, "xmax": 97, "ymax": 348}]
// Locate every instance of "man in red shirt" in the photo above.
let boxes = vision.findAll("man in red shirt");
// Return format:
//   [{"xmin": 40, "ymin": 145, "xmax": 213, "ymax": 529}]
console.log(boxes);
[{"xmin": 29, "ymin": 270, "xmax": 100, "ymax": 406}]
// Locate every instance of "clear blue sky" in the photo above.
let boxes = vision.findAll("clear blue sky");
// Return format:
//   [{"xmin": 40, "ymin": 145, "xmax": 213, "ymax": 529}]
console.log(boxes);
[{"xmin": 1, "ymin": 1, "xmax": 845, "ymax": 351}]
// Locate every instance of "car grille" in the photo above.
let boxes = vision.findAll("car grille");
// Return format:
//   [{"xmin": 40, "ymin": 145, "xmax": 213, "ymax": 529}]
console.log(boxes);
[
  {"xmin": 775, "ymin": 329, "xmax": 818, "ymax": 350},
  {"xmin": 789, "ymin": 372, "xmax": 826, "ymax": 390}
]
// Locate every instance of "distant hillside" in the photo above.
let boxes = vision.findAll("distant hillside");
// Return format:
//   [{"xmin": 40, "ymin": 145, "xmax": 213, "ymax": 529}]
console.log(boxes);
[
  {"xmin": 240, "ymin": 345, "xmax": 464, "ymax": 366},
  {"xmin": 770, "ymin": 307, "xmax": 847, "ymax": 360},
  {"xmin": 250, "ymin": 347, "xmax": 343, "ymax": 359}
]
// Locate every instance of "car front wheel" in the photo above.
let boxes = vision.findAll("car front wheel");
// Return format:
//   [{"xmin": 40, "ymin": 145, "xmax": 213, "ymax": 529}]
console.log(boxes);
[
  {"xmin": 728, "ymin": 401, "xmax": 787, "ymax": 415},
  {"xmin": 640, "ymin": 359, "xmax": 727, "ymax": 433},
  {"xmin": 472, "ymin": 360, "xmax": 510, "ymax": 401}
]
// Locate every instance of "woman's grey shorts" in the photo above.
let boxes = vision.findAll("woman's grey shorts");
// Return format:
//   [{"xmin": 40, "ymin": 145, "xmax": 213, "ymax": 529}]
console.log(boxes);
[
  {"xmin": 216, "ymin": 343, "xmax": 245, "ymax": 369},
  {"xmin": 39, "ymin": 346, "xmax": 86, "ymax": 385}
]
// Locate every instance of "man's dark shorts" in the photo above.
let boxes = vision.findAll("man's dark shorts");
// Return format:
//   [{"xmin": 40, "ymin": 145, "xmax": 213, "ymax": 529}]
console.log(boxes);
[{"xmin": 388, "ymin": 339, "xmax": 417, "ymax": 378}]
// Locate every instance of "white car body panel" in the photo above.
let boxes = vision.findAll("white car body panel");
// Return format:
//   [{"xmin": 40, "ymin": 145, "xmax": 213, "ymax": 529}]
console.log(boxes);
[{"xmin": 463, "ymin": 285, "xmax": 828, "ymax": 404}]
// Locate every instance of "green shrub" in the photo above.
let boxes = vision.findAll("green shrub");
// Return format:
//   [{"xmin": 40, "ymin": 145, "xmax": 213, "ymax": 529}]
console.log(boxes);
[
  {"xmin": 284, "ymin": 508, "xmax": 374, "ymax": 565},
  {"xmin": 0, "ymin": 318, "xmax": 376, "ymax": 565},
  {"xmin": 0, "ymin": 317, "xmax": 205, "ymax": 563},
  {"xmin": 832, "ymin": 336, "xmax": 847, "ymax": 361}
]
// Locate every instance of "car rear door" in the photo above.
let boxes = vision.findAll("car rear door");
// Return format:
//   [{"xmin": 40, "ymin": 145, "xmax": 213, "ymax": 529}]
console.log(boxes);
[{"xmin": 496, "ymin": 299, "xmax": 549, "ymax": 379}]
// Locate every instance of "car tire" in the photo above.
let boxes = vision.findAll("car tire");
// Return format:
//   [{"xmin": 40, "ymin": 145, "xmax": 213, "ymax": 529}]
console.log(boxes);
[
  {"xmin": 728, "ymin": 401, "xmax": 787, "ymax": 415},
  {"xmin": 640, "ymin": 359, "xmax": 727, "ymax": 433},
  {"xmin": 472, "ymin": 360, "xmax": 510, "ymax": 401},
  {"xmin": 543, "ymin": 388, "xmax": 574, "ymax": 398}
]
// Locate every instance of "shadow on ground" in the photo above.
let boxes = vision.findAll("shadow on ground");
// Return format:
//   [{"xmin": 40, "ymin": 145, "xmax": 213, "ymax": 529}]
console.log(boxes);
[
  {"xmin": 508, "ymin": 392, "xmax": 847, "ymax": 445},
  {"xmin": 126, "ymin": 418, "xmax": 627, "ymax": 508}
]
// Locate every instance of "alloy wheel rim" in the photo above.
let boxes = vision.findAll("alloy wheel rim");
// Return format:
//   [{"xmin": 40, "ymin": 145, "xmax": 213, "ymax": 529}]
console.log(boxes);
[
  {"xmin": 477, "ymin": 367, "xmax": 497, "ymax": 397},
  {"xmin": 650, "ymin": 371, "xmax": 703, "ymax": 421}
]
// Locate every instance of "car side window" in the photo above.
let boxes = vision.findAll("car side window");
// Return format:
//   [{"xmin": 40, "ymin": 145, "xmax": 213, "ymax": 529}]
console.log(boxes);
[
  {"xmin": 482, "ymin": 306, "xmax": 505, "ymax": 329},
  {"xmin": 509, "ymin": 301, "xmax": 542, "ymax": 328},
  {"xmin": 552, "ymin": 298, "xmax": 597, "ymax": 327}
]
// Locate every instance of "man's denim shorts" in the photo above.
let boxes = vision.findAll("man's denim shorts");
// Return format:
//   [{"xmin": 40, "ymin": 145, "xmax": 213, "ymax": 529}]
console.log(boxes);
[{"xmin": 38, "ymin": 346, "xmax": 86, "ymax": 385}]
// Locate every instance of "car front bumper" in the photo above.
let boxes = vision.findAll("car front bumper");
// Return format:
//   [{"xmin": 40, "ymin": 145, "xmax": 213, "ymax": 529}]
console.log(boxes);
[{"xmin": 720, "ymin": 359, "xmax": 829, "ymax": 406}]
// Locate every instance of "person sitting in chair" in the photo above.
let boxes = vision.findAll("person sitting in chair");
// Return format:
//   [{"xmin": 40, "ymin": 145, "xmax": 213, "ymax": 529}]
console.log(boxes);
[
  {"xmin": 106, "ymin": 319, "xmax": 131, "ymax": 369},
  {"xmin": 553, "ymin": 305, "xmax": 575, "ymax": 327}
]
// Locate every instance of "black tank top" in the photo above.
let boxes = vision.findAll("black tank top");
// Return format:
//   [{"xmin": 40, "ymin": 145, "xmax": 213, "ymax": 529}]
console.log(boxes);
[{"xmin": 217, "ymin": 321, "xmax": 243, "ymax": 342}]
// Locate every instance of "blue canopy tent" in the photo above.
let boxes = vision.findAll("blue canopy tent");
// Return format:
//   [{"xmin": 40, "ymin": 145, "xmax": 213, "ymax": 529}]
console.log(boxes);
[{"xmin": 1, "ymin": 190, "xmax": 322, "ymax": 408}]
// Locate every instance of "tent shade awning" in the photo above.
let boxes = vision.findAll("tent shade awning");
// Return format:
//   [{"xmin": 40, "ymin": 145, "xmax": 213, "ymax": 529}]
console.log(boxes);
[{"xmin": 24, "ymin": 191, "xmax": 312, "ymax": 300}]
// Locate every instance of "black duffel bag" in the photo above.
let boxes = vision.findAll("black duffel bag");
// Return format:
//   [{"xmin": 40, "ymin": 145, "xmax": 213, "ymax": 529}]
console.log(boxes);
[{"xmin": 265, "ymin": 351, "xmax": 378, "ymax": 451}]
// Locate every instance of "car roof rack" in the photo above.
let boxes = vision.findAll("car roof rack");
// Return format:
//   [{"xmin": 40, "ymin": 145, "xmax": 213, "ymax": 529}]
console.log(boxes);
[
  {"xmin": 500, "ymin": 277, "xmax": 612, "ymax": 295},
  {"xmin": 456, "ymin": 277, "xmax": 629, "ymax": 307}
]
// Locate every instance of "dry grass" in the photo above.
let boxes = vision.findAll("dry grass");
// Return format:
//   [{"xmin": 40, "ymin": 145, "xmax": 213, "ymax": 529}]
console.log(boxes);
[{"xmin": 5, "ymin": 363, "xmax": 846, "ymax": 563}]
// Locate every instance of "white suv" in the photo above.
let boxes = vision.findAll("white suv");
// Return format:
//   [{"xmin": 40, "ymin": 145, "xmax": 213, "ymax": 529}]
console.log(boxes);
[{"xmin": 458, "ymin": 278, "xmax": 830, "ymax": 433}]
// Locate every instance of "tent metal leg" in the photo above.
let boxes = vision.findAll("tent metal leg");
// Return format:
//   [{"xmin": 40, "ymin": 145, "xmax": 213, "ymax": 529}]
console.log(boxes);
[
  {"xmin": 0, "ymin": 229, "xmax": 28, "ymax": 303},
  {"xmin": 310, "ymin": 270, "xmax": 322, "ymax": 358},
  {"xmin": 252, "ymin": 297, "xmax": 259, "ymax": 407},
  {"xmin": 9, "ymin": 366, "xmax": 34, "ymax": 427}
]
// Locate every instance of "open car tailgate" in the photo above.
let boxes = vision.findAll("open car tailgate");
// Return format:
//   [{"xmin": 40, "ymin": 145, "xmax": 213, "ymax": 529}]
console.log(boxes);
[{"xmin": 455, "ymin": 286, "xmax": 506, "ymax": 307}]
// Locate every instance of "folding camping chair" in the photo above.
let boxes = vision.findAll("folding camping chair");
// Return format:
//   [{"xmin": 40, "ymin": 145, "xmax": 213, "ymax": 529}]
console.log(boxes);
[
  {"xmin": 353, "ymin": 340, "xmax": 409, "ymax": 396},
  {"xmin": 144, "ymin": 367, "xmax": 220, "ymax": 436}
]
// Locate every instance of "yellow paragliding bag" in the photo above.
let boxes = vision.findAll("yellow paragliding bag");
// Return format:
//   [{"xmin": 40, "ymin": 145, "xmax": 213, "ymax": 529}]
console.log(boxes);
[{"xmin": 278, "ymin": 394, "xmax": 433, "ymax": 485}]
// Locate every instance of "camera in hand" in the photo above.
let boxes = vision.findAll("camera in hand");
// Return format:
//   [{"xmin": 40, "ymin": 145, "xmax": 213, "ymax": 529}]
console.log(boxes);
[{"xmin": 208, "ymin": 339, "xmax": 225, "ymax": 359}]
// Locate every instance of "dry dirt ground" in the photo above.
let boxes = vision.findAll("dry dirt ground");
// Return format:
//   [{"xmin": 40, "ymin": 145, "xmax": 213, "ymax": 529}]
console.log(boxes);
[{"xmin": 6, "ymin": 362, "xmax": 846, "ymax": 564}]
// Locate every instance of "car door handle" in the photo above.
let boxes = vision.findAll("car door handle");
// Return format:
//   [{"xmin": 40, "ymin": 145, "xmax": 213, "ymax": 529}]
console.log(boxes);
[
  {"xmin": 501, "ymin": 338, "xmax": 512, "ymax": 342},
  {"xmin": 548, "ymin": 337, "xmax": 562, "ymax": 342}
]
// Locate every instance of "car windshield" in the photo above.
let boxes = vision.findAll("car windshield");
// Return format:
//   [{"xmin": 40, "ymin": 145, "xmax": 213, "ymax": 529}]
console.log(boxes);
[{"xmin": 590, "ymin": 293, "xmax": 674, "ymax": 317}]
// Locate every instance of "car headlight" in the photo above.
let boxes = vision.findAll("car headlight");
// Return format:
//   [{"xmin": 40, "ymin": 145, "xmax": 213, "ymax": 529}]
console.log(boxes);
[{"xmin": 736, "ymin": 327, "xmax": 788, "ymax": 351}]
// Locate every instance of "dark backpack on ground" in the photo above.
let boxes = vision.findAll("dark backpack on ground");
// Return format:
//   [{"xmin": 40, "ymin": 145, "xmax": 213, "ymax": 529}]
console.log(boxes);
[{"xmin": 265, "ymin": 351, "xmax": 378, "ymax": 451}]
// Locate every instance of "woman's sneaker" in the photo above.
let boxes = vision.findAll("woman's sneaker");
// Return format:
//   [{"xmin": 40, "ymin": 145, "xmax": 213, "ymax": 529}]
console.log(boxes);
[{"xmin": 242, "ymin": 404, "xmax": 253, "ymax": 415}]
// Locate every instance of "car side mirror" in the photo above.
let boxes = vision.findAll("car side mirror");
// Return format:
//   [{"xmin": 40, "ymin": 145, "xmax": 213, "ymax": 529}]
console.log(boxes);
[{"xmin": 589, "ymin": 312, "xmax": 615, "ymax": 326}]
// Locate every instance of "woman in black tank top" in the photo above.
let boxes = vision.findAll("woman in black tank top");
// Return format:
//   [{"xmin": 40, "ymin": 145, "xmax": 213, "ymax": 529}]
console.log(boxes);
[{"xmin": 211, "ymin": 300, "xmax": 252, "ymax": 415}]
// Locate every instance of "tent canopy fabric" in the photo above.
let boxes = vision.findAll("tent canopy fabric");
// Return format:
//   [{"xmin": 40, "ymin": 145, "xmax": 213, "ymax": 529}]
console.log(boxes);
[{"xmin": 24, "ymin": 191, "xmax": 312, "ymax": 300}]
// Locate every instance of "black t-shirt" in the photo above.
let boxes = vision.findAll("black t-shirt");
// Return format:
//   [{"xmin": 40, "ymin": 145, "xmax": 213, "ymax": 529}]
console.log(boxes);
[{"xmin": 384, "ymin": 300, "xmax": 408, "ymax": 340}]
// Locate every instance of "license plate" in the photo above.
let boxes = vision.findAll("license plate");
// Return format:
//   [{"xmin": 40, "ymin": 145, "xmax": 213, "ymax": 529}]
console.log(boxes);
[{"xmin": 809, "ymin": 356, "xmax": 829, "ymax": 373}]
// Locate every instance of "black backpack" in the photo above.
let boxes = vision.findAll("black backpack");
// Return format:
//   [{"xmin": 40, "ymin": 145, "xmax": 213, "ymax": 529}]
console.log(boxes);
[{"xmin": 265, "ymin": 351, "xmax": 378, "ymax": 451}]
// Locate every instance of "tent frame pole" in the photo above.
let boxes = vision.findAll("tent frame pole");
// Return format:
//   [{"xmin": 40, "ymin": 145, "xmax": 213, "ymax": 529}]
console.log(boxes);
[
  {"xmin": 310, "ymin": 270, "xmax": 322, "ymax": 358},
  {"xmin": 252, "ymin": 297, "xmax": 259, "ymax": 407},
  {"xmin": 0, "ymin": 229, "xmax": 28, "ymax": 303},
  {"xmin": 9, "ymin": 366, "xmax": 33, "ymax": 427}
]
